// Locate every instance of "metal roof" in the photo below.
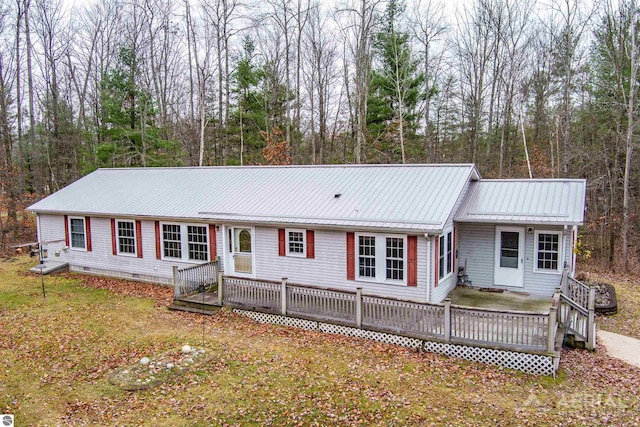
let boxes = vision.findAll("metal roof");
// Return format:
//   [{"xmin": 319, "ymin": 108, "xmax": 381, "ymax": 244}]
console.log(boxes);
[
  {"xmin": 28, "ymin": 164, "xmax": 481, "ymax": 232},
  {"xmin": 454, "ymin": 179, "xmax": 586, "ymax": 226}
]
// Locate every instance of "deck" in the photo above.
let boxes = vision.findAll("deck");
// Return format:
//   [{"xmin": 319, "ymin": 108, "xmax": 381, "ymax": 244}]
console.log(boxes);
[
  {"xmin": 169, "ymin": 262, "xmax": 595, "ymax": 375},
  {"xmin": 173, "ymin": 276, "xmax": 557, "ymax": 355}
]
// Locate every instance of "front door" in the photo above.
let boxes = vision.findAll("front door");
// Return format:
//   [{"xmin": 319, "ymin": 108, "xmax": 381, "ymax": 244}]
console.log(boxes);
[
  {"xmin": 494, "ymin": 226, "xmax": 524, "ymax": 287},
  {"xmin": 227, "ymin": 227, "xmax": 254, "ymax": 276}
]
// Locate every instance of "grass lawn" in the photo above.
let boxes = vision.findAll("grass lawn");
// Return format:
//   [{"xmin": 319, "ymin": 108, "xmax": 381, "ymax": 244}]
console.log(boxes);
[{"xmin": 1, "ymin": 256, "xmax": 639, "ymax": 426}]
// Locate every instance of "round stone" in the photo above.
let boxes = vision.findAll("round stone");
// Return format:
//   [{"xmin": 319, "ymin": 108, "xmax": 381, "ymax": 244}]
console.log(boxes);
[
  {"xmin": 166, "ymin": 363, "xmax": 174, "ymax": 369},
  {"xmin": 181, "ymin": 345, "xmax": 192, "ymax": 354},
  {"xmin": 139, "ymin": 357, "xmax": 150, "ymax": 366}
]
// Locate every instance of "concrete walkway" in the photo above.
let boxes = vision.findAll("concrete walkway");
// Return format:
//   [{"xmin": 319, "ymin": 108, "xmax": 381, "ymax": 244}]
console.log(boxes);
[{"xmin": 598, "ymin": 330, "xmax": 640, "ymax": 369}]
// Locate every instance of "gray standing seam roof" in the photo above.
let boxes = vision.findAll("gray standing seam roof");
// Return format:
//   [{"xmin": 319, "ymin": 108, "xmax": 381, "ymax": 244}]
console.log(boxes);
[
  {"xmin": 27, "ymin": 164, "xmax": 481, "ymax": 232},
  {"xmin": 454, "ymin": 179, "xmax": 586, "ymax": 225}
]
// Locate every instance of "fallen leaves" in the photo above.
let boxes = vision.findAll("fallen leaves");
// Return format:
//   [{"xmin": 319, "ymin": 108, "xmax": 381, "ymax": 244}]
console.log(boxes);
[{"xmin": 2, "ymin": 256, "xmax": 640, "ymax": 426}]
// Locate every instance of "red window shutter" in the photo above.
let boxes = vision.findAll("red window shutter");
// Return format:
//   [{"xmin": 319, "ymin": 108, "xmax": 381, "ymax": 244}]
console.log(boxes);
[
  {"xmin": 155, "ymin": 221, "xmax": 161, "ymax": 259},
  {"xmin": 209, "ymin": 224, "xmax": 217, "ymax": 259},
  {"xmin": 64, "ymin": 215, "xmax": 69, "ymax": 246},
  {"xmin": 111, "ymin": 219, "xmax": 117, "ymax": 255},
  {"xmin": 434, "ymin": 236, "xmax": 439, "ymax": 287},
  {"xmin": 346, "ymin": 232, "xmax": 355, "ymax": 280},
  {"xmin": 278, "ymin": 228, "xmax": 286, "ymax": 256},
  {"xmin": 136, "ymin": 220, "xmax": 143, "ymax": 258},
  {"xmin": 85, "ymin": 217, "xmax": 92, "ymax": 252},
  {"xmin": 408, "ymin": 236, "xmax": 417, "ymax": 286},
  {"xmin": 306, "ymin": 230, "xmax": 315, "ymax": 259}
]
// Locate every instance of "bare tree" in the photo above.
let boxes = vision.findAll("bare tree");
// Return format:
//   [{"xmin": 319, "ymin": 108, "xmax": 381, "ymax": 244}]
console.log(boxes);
[
  {"xmin": 338, "ymin": 0, "xmax": 382, "ymax": 163},
  {"xmin": 454, "ymin": 0, "xmax": 494, "ymax": 165},
  {"xmin": 411, "ymin": 0, "xmax": 447, "ymax": 160}
]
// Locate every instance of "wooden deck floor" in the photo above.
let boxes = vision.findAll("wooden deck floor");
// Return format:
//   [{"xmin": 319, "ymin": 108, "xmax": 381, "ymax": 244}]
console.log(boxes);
[{"xmin": 175, "ymin": 291, "xmax": 219, "ymax": 305}]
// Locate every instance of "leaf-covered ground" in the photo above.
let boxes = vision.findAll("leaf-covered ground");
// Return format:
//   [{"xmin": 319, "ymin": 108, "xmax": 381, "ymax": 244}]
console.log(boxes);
[
  {"xmin": 1, "ymin": 256, "xmax": 639, "ymax": 426},
  {"xmin": 590, "ymin": 272, "xmax": 640, "ymax": 340}
]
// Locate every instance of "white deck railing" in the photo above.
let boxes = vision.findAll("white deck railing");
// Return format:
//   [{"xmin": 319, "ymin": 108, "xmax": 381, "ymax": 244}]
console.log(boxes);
[
  {"xmin": 559, "ymin": 269, "xmax": 596, "ymax": 350},
  {"xmin": 218, "ymin": 277, "xmax": 555, "ymax": 354},
  {"xmin": 172, "ymin": 260, "xmax": 219, "ymax": 297}
]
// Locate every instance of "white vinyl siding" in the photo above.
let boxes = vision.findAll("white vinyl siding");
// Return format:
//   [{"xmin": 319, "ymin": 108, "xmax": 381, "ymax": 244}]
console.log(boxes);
[
  {"xmin": 37, "ymin": 215, "xmax": 222, "ymax": 284},
  {"xmin": 253, "ymin": 227, "xmax": 428, "ymax": 302},
  {"xmin": 117, "ymin": 220, "xmax": 136, "ymax": 256},
  {"xmin": 457, "ymin": 223, "xmax": 571, "ymax": 296},
  {"xmin": 69, "ymin": 217, "xmax": 86, "ymax": 250}
]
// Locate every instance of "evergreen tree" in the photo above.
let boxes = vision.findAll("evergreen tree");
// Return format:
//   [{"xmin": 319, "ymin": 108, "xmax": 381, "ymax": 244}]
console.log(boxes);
[
  {"xmin": 99, "ymin": 47, "xmax": 181, "ymax": 167},
  {"xmin": 369, "ymin": 0, "xmax": 424, "ymax": 163}
]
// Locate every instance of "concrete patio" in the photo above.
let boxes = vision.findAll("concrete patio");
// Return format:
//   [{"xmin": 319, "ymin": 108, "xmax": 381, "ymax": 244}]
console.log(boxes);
[{"xmin": 447, "ymin": 286, "xmax": 552, "ymax": 313}]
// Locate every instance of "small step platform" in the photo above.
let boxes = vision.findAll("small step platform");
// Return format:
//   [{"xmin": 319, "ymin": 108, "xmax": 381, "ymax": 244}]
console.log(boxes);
[{"xmin": 29, "ymin": 261, "xmax": 69, "ymax": 275}]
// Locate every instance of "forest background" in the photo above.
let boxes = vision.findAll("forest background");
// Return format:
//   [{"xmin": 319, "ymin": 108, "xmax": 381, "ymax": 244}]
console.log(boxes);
[{"xmin": 0, "ymin": 0, "xmax": 638, "ymax": 271}]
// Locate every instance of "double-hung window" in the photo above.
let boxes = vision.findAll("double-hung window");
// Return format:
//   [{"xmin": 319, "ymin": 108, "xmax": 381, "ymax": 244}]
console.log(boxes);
[
  {"xmin": 535, "ymin": 231, "xmax": 562, "ymax": 273},
  {"xmin": 439, "ymin": 229, "xmax": 454, "ymax": 280},
  {"xmin": 386, "ymin": 237, "xmax": 404, "ymax": 281},
  {"xmin": 188, "ymin": 225, "xmax": 208, "ymax": 261},
  {"xmin": 286, "ymin": 229, "xmax": 306, "ymax": 257},
  {"xmin": 69, "ymin": 217, "xmax": 86, "ymax": 250},
  {"xmin": 117, "ymin": 220, "xmax": 136, "ymax": 255},
  {"xmin": 356, "ymin": 233, "xmax": 406, "ymax": 284},
  {"xmin": 358, "ymin": 235, "xmax": 376, "ymax": 278},
  {"xmin": 162, "ymin": 223, "xmax": 209, "ymax": 262}
]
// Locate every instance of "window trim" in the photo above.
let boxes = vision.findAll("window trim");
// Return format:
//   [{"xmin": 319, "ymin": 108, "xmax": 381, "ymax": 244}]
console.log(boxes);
[
  {"xmin": 438, "ymin": 228, "xmax": 454, "ymax": 281},
  {"xmin": 355, "ymin": 232, "xmax": 407, "ymax": 286},
  {"xmin": 160, "ymin": 222, "xmax": 210, "ymax": 263},
  {"xmin": 533, "ymin": 230, "xmax": 563, "ymax": 274},
  {"xmin": 285, "ymin": 228, "xmax": 307, "ymax": 258},
  {"xmin": 68, "ymin": 216, "xmax": 87, "ymax": 251},
  {"xmin": 116, "ymin": 219, "xmax": 137, "ymax": 257}
]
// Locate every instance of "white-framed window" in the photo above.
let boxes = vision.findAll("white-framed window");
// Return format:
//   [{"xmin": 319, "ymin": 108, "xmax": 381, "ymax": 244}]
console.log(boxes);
[
  {"xmin": 161, "ymin": 222, "xmax": 209, "ymax": 262},
  {"xmin": 386, "ymin": 237, "xmax": 404, "ymax": 281},
  {"xmin": 286, "ymin": 228, "xmax": 306, "ymax": 257},
  {"xmin": 439, "ymin": 229, "xmax": 454, "ymax": 280},
  {"xmin": 117, "ymin": 220, "xmax": 136, "ymax": 256},
  {"xmin": 356, "ymin": 233, "xmax": 406, "ymax": 284},
  {"xmin": 188, "ymin": 225, "xmax": 209, "ymax": 261},
  {"xmin": 535, "ymin": 230, "xmax": 562, "ymax": 273},
  {"xmin": 358, "ymin": 235, "xmax": 376, "ymax": 278},
  {"xmin": 69, "ymin": 217, "xmax": 86, "ymax": 250}
]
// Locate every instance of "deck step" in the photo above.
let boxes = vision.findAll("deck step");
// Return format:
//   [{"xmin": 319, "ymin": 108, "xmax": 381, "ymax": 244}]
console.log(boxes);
[
  {"xmin": 168, "ymin": 303, "xmax": 220, "ymax": 315},
  {"xmin": 29, "ymin": 261, "xmax": 69, "ymax": 275}
]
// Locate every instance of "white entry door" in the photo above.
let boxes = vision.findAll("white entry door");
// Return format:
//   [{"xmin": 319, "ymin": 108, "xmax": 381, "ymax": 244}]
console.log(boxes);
[
  {"xmin": 494, "ymin": 226, "xmax": 525, "ymax": 287},
  {"xmin": 226, "ymin": 226, "xmax": 254, "ymax": 276}
]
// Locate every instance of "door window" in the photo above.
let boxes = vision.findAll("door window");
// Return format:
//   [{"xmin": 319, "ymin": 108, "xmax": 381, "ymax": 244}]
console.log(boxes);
[{"xmin": 500, "ymin": 231, "xmax": 519, "ymax": 268}]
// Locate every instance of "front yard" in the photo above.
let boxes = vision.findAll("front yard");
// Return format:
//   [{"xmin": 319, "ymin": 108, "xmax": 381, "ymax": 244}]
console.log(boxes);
[{"xmin": 1, "ymin": 256, "xmax": 639, "ymax": 426}]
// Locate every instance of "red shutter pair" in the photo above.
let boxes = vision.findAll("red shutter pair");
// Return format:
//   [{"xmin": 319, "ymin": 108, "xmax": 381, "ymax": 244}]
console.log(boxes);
[
  {"xmin": 111, "ymin": 219, "xmax": 143, "ymax": 258},
  {"xmin": 278, "ymin": 229, "xmax": 315, "ymax": 258},
  {"xmin": 63, "ymin": 215, "xmax": 92, "ymax": 251},
  {"xmin": 346, "ymin": 233, "xmax": 417, "ymax": 286}
]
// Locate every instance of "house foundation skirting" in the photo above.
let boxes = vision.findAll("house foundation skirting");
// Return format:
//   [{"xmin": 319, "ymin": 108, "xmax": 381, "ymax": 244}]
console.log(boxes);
[
  {"xmin": 233, "ymin": 309, "xmax": 559, "ymax": 376},
  {"xmin": 69, "ymin": 265, "xmax": 173, "ymax": 286}
]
